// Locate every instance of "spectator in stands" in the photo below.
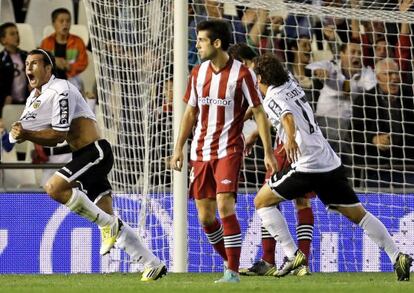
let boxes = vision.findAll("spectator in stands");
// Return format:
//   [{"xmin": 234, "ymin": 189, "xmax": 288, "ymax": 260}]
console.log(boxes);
[
  {"xmin": 188, "ymin": 0, "xmax": 246, "ymax": 68},
  {"xmin": 306, "ymin": 42, "xmax": 376, "ymax": 155},
  {"xmin": 313, "ymin": 0, "xmax": 353, "ymax": 48},
  {"xmin": 351, "ymin": 0, "xmax": 412, "ymax": 73},
  {"xmin": 40, "ymin": 8, "xmax": 88, "ymax": 91},
  {"xmin": 0, "ymin": 22, "xmax": 29, "ymax": 117},
  {"xmin": 351, "ymin": 58, "xmax": 414, "ymax": 187},
  {"xmin": 286, "ymin": 35, "xmax": 322, "ymax": 109},
  {"xmin": 244, "ymin": 8, "xmax": 286, "ymax": 60},
  {"xmin": 283, "ymin": 1, "xmax": 312, "ymax": 41},
  {"xmin": 312, "ymin": 15, "xmax": 348, "ymax": 60}
]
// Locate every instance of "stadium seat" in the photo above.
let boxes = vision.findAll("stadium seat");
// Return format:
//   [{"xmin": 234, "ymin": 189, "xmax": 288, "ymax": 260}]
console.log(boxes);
[
  {"xmin": 79, "ymin": 51, "xmax": 96, "ymax": 94},
  {"xmin": 1, "ymin": 104, "xmax": 39, "ymax": 189},
  {"xmin": 16, "ymin": 23, "xmax": 36, "ymax": 51},
  {"xmin": 78, "ymin": 0, "xmax": 88, "ymax": 27},
  {"xmin": 0, "ymin": 0, "xmax": 16, "ymax": 23},
  {"xmin": 42, "ymin": 24, "xmax": 89, "ymax": 46},
  {"xmin": 25, "ymin": 0, "xmax": 74, "ymax": 46}
]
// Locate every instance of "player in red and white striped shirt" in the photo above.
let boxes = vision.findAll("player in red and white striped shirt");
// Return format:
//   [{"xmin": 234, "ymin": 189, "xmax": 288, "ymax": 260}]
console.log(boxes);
[{"xmin": 171, "ymin": 20, "xmax": 277, "ymax": 283}]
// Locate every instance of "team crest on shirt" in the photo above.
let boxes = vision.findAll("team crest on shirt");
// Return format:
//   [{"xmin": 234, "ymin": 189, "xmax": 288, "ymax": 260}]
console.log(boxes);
[{"xmin": 33, "ymin": 100, "xmax": 41, "ymax": 109}]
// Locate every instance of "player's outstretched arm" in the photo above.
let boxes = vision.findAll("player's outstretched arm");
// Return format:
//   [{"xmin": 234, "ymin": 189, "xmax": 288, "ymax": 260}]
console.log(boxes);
[
  {"xmin": 170, "ymin": 104, "xmax": 198, "ymax": 171},
  {"xmin": 251, "ymin": 105, "xmax": 277, "ymax": 173}
]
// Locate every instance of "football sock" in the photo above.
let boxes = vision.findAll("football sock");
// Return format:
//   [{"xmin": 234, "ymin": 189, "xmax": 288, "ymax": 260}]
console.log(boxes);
[
  {"xmin": 261, "ymin": 226, "xmax": 276, "ymax": 265},
  {"xmin": 221, "ymin": 214, "xmax": 242, "ymax": 273},
  {"xmin": 116, "ymin": 222, "xmax": 160, "ymax": 267},
  {"xmin": 203, "ymin": 218, "xmax": 227, "ymax": 261},
  {"xmin": 296, "ymin": 207, "xmax": 314, "ymax": 265},
  {"xmin": 358, "ymin": 211, "xmax": 400, "ymax": 264},
  {"xmin": 257, "ymin": 206, "xmax": 297, "ymax": 259},
  {"xmin": 65, "ymin": 188, "xmax": 114, "ymax": 227}
]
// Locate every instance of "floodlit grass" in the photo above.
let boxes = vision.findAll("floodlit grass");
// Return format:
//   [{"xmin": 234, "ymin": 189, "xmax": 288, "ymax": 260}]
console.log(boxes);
[{"xmin": 0, "ymin": 272, "xmax": 413, "ymax": 293}]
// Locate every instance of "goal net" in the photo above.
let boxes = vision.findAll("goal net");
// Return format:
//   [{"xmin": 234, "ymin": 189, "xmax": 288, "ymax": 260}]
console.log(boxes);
[
  {"xmin": 84, "ymin": 0, "xmax": 174, "ymax": 272},
  {"xmin": 84, "ymin": 0, "xmax": 414, "ymax": 273}
]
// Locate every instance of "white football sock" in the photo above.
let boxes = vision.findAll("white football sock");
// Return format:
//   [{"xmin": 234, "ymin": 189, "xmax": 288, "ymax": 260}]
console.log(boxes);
[
  {"xmin": 359, "ymin": 211, "xmax": 400, "ymax": 264},
  {"xmin": 116, "ymin": 222, "xmax": 160, "ymax": 267},
  {"xmin": 257, "ymin": 206, "xmax": 297, "ymax": 258},
  {"xmin": 65, "ymin": 188, "xmax": 115, "ymax": 227}
]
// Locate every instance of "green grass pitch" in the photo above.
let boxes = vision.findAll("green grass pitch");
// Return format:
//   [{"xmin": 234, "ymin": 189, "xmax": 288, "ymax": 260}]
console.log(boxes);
[{"xmin": 0, "ymin": 273, "xmax": 413, "ymax": 293}]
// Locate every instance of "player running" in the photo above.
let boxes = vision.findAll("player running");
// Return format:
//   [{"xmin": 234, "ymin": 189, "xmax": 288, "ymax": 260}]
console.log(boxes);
[
  {"xmin": 11, "ymin": 49, "xmax": 166, "ymax": 281},
  {"xmin": 252, "ymin": 53, "xmax": 412, "ymax": 280}
]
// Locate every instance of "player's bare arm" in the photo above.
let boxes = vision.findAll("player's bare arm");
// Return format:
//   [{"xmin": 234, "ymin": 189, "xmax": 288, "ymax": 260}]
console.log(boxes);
[
  {"xmin": 251, "ymin": 105, "xmax": 277, "ymax": 173},
  {"xmin": 170, "ymin": 104, "xmax": 198, "ymax": 171},
  {"xmin": 281, "ymin": 113, "xmax": 300, "ymax": 163},
  {"xmin": 11, "ymin": 121, "xmax": 67, "ymax": 146}
]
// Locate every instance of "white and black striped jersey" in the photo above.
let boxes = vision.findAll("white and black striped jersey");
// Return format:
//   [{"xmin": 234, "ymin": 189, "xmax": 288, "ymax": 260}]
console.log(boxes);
[
  {"xmin": 20, "ymin": 75, "xmax": 95, "ymax": 132},
  {"xmin": 262, "ymin": 75, "xmax": 341, "ymax": 173}
]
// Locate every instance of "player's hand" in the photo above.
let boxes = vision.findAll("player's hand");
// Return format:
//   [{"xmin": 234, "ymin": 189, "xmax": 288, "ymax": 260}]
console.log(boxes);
[
  {"xmin": 244, "ymin": 133, "xmax": 258, "ymax": 156},
  {"xmin": 283, "ymin": 139, "xmax": 300, "ymax": 163},
  {"xmin": 10, "ymin": 121, "xmax": 26, "ymax": 143},
  {"xmin": 170, "ymin": 150, "xmax": 184, "ymax": 171},
  {"xmin": 264, "ymin": 152, "xmax": 278, "ymax": 174}
]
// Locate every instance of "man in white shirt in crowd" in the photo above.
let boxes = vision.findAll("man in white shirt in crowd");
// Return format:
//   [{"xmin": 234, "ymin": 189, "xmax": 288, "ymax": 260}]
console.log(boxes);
[{"xmin": 306, "ymin": 42, "xmax": 376, "ymax": 154}]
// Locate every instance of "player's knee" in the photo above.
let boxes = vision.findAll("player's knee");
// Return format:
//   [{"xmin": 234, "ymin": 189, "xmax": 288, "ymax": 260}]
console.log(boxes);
[
  {"xmin": 44, "ymin": 178, "xmax": 70, "ymax": 203},
  {"xmin": 295, "ymin": 197, "xmax": 311, "ymax": 209},
  {"xmin": 338, "ymin": 205, "xmax": 366, "ymax": 224},
  {"xmin": 254, "ymin": 186, "xmax": 278, "ymax": 209},
  {"xmin": 44, "ymin": 181, "xmax": 61, "ymax": 200},
  {"xmin": 217, "ymin": 194, "xmax": 236, "ymax": 217},
  {"xmin": 254, "ymin": 195, "xmax": 265, "ymax": 209},
  {"xmin": 198, "ymin": 214, "xmax": 216, "ymax": 227},
  {"xmin": 255, "ymin": 193, "xmax": 272, "ymax": 209}
]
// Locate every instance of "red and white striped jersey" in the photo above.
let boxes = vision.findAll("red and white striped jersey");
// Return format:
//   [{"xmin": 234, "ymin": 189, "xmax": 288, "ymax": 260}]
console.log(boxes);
[{"xmin": 184, "ymin": 59, "xmax": 262, "ymax": 161}]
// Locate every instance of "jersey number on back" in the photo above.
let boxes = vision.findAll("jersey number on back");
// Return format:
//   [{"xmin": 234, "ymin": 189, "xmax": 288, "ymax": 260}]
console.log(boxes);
[{"xmin": 294, "ymin": 97, "xmax": 317, "ymax": 134}]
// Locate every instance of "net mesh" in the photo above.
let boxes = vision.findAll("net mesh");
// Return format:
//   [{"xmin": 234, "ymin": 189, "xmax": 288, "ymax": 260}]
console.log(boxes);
[
  {"xmin": 84, "ymin": 0, "xmax": 414, "ymax": 272},
  {"xmin": 84, "ymin": 0, "xmax": 174, "ymax": 271}
]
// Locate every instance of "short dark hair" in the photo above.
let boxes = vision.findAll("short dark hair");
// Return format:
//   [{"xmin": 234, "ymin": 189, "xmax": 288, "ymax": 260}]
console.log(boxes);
[
  {"xmin": 253, "ymin": 53, "xmax": 289, "ymax": 87},
  {"xmin": 0, "ymin": 22, "xmax": 17, "ymax": 39},
  {"xmin": 228, "ymin": 43, "xmax": 257, "ymax": 62},
  {"xmin": 28, "ymin": 49, "xmax": 56, "ymax": 71},
  {"xmin": 196, "ymin": 20, "xmax": 231, "ymax": 50},
  {"xmin": 51, "ymin": 8, "xmax": 71, "ymax": 23},
  {"xmin": 286, "ymin": 35, "xmax": 310, "ymax": 63}
]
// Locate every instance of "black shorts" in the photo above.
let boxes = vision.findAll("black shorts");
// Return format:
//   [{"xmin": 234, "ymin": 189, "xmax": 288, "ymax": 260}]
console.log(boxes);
[
  {"xmin": 57, "ymin": 139, "xmax": 114, "ymax": 202},
  {"xmin": 268, "ymin": 165, "xmax": 360, "ymax": 210}
]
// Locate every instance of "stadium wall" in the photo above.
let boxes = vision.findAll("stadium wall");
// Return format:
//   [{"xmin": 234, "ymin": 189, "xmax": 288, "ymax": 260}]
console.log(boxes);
[{"xmin": 0, "ymin": 193, "xmax": 412, "ymax": 273}]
